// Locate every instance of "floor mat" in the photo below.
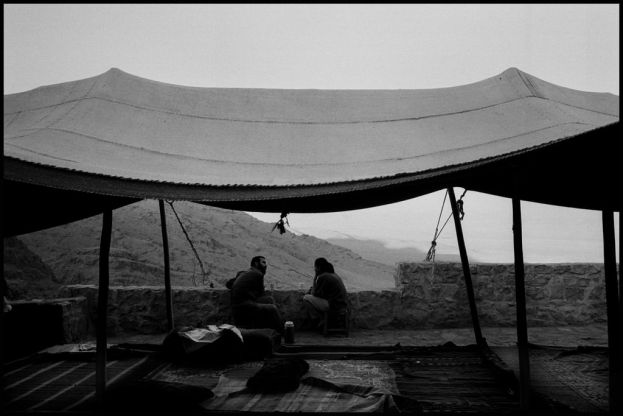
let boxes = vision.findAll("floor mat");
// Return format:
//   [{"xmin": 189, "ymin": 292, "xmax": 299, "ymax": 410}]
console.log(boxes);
[
  {"xmin": 2, "ymin": 351, "xmax": 157, "ymax": 412},
  {"xmin": 493, "ymin": 345, "xmax": 609, "ymax": 413},
  {"xmin": 9, "ymin": 343, "xmax": 604, "ymax": 414},
  {"xmin": 146, "ymin": 345, "xmax": 523, "ymax": 414},
  {"xmin": 146, "ymin": 359, "xmax": 400, "ymax": 412},
  {"xmin": 148, "ymin": 359, "xmax": 399, "ymax": 393},
  {"xmin": 390, "ymin": 345, "xmax": 518, "ymax": 414}
]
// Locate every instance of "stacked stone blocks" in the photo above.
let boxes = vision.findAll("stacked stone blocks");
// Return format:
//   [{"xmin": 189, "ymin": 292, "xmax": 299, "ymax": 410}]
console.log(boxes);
[{"xmin": 60, "ymin": 262, "xmax": 608, "ymax": 337}]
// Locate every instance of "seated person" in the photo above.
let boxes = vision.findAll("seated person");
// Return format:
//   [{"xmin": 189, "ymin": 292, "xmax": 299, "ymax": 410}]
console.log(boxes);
[
  {"xmin": 301, "ymin": 257, "xmax": 348, "ymax": 330},
  {"xmin": 230, "ymin": 256, "xmax": 284, "ymax": 333}
]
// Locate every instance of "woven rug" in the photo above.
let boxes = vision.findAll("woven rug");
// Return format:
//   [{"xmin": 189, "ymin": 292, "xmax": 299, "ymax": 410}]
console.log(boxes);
[
  {"xmin": 146, "ymin": 346, "xmax": 524, "ymax": 414},
  {"xmin": 146, "ymin": 359, "xmax": 400, "ymax": 412},
  {"xmin": 2, "ymin": 352, "xmax": 155, "ymax": 412},
  {"xmin": 493, "ymin": 346, "xmax": 608, "ymax": 413},
  {"xmin": 391, "ymin": 346, "xmax": 518, "ymax": 414}
]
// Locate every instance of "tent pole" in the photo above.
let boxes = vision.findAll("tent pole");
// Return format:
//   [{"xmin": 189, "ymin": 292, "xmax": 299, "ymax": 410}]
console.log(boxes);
[
  {"xmin": 447, "ymin": 187, "xmax": 484, "ymax": 347},
  {"xmin": 159, "ymin": 200, "xmax": 174, "ymax": 331},
  {"xmin": 602, "ymin": 209, "xmax": 621, "ymax": 413},
  {"xmin": 96, "ymin": 208, "xmax": 112, "ymax": 408},
  {"xmin": 512, "ymin": 196, "xmax": 531, "ymax": 410},
  {"xmin": 1, "ymin": 268, "xmax": 6, "ymax": 406}
]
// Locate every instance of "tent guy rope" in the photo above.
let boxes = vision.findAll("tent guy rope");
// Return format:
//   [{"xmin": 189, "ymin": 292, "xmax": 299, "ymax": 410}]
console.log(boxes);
[
  {"xmin": 425, "ymin": 189, "xmax": 467, "ymax": 279},
  {"xmin": 165, "ymin": 201, "xmax": 213, "ymax": 288}
]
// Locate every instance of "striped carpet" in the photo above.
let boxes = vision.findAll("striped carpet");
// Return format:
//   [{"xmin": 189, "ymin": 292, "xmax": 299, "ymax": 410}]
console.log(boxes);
[
  {"xmin": 4, "ymin": 344, "xmax": 604, "ymax": 414},
  {"xmin": 2, "ymin": 353, "xmax": 152, "ymax": 412}
]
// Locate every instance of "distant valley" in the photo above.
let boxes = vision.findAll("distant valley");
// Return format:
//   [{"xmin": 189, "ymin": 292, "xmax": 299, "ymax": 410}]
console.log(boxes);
[{"xmin": 326, "ymin": 238, "xmax": 462, "ymax": 266}]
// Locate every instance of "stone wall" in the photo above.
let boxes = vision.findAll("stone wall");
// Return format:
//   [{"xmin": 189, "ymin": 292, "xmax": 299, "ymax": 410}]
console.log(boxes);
[
  {"xmin": 3, "ymin": 297, "xmax": 88, "ymax": 359},
  {"xmin": 395, "ymin": 262, "xmax": 607, "ymax": 328},
  {"xmin": 60, "ymin": 262, "xmax": 608, "ymax": 337},
  {"xmin": 60, "ymin": 285, "xmax": 342, "ymax": 336}
]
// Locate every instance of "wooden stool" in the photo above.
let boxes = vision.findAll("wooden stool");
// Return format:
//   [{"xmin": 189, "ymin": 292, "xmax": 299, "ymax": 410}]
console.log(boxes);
[{"xmin": 322, "ymin": 307, "xmax": 350, "ymax": 337}]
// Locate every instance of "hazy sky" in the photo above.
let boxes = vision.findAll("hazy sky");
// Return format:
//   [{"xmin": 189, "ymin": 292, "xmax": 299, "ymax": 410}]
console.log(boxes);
[{"xmin": 3, "ymin": 4, "xmax": 619, "ymax": 263}]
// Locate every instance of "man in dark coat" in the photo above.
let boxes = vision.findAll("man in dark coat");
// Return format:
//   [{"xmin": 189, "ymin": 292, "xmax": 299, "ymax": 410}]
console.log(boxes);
[
  {"xmin": 301, "ymin": 257, "xmax": 348, "ymax": 330},
  {"xmin": 230, "ymin": 256, "xmax": 283, "ymax": 333}
]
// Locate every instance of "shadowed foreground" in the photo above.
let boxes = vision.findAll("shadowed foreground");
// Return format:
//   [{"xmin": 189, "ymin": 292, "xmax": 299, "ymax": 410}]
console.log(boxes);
[{"xmin": 2, "ymin": 325, "xmax": 609, "ymax": 414}]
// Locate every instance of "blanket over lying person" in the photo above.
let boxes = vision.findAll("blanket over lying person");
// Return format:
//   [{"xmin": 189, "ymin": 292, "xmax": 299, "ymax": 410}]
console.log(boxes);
[
  {"xmin": 162, "ymin": 324, "xmax": 278, "ymax": 366},
  {"xmin": 200, "ymin": 359, "xmax": 407, "ymax": 413},
  {"xmin": 143, "ymin": 356, "xmax": 422, "ymax": 413},
  {"xmin": 247, "ymin": 358, "xmax": 310, "ymax": 393}
]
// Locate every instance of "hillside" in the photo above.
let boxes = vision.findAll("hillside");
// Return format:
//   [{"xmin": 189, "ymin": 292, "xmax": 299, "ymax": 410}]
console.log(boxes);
[
  {"xmin": 15, "ymin": 200, "xmax": 396, "ymax": 293},
  {"xmin": 3, "ymin": 237, "xmax": 64, "ymax": 300}
]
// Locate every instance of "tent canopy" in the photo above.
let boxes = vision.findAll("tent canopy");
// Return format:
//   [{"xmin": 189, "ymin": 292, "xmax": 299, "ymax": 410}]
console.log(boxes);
[{"xmin": 4, "ymin": 67, "xmax": 620, "ymax": 235}]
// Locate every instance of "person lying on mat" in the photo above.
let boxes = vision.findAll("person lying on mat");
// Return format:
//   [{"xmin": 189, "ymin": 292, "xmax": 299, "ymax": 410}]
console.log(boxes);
[
  {"xmin": 301, "ymin": 257, "xmax": 348, "ymax": 330},
  {"xmin": 230, "ymin": 256, "xmax": 284, "ymax": 333}
]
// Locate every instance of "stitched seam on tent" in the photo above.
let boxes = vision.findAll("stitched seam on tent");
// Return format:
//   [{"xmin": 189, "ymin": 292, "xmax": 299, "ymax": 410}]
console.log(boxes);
[
  {"xmin": 5, "ymin": 98, "xmax": 89, "ymax": 115},
  {"xmin": 46, "ymin": 78, "xmax": 101, "ymax": 130},
  {"xmin": 4, "ymin": 122, "xmax": 596, "ymax": 168},
  {"xmin": 3, "ymin": 79, "xmax": 100, "ymax": 124},
  {"xmin": 544, "ymin": 100, "xmax": 619, "ymax": 119},
  {"xmin": 516, "ymin": 70, "xmax": 541, "ymax": 98},
  {"xmin": 4, "ymin": 111, "xmax": 21, "ymax": 129},
  {"xmin": 0, "ymin": 135, "xmax": 586, "ymax": 201},
  {"xmin": 3, "ymin": 123, "xmax": 616, "ymax": 201},
  {"xmin": 7, "ymin": 123, "xmax": 610, "ymax": 201},
  {"xmin": 4, "ymin": 95, "xmax": 536, "ymax": 125},
  {"xmin": 88, "ymin": 95, "xmax": 535, "ymax": 124},
  {"xmin": 4, "ymin": 143, "xmax": 79, "ymax": 163},
  {"xmin": 5, "ymin": 93, "xmax": 618, "ymax": 123}
]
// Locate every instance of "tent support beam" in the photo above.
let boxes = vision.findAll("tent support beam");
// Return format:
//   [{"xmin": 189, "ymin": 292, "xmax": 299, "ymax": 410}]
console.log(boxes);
[
  {"xmin": 448, "ymin": 187, "xmax": 484, "ymax": 347},
  {"xmin": 1, "ymin": 261, "xmax": 6, "ymax": 397},
  {"xmin": 159, "ymin": 200, "xmax": 174, "ymax": 331},
  {"xmin": 602, "ymin": 209, "xmax": 621, "ymax": 414},
  {"xmin": 512, "ymin": 196, "xmax": 531, "ymax": 410},
  {"xmin": 96, "ymin": 209, "xmax": 112, "ymax": 408}
]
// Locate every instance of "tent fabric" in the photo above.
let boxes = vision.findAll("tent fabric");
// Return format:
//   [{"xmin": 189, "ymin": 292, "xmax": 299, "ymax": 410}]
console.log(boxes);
[{"xmin": 3, "ymin": 67, "xmax": 620, "ymax": 234}]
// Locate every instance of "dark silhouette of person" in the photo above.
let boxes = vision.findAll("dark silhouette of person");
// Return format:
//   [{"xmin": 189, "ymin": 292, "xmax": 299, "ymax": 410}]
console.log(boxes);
[
  {"xmin": 230, "ymin": 256, "xmax": 283, "ymax": 333},
  {"xmin": 301, "ymin": 257, "xmax": 347, "ymax": 330}
]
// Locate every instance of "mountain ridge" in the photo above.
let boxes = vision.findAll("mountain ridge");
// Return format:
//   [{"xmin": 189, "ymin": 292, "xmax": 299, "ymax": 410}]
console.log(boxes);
[{"xmin": 14, "ymin": 201, "xmax": 399, "ymax": 293}]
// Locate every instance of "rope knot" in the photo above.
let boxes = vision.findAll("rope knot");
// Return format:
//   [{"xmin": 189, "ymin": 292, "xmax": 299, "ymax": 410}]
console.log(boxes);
[
  {"xmin": 271, "ymin": 211, "xmax": 290, "ymax": 234},
  {"xmin": 457, "ymin": 189, "xmax": 467, "ymax": 220},
  {"xmin": 425, "ymin": 240, "xmax": 437, "ymax": 262}
]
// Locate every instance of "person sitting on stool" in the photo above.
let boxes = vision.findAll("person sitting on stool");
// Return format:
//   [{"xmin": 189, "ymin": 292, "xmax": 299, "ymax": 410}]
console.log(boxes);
[
  {"xmin": 230, "ymin": 256, "xmax": 284, "ymax": 333},
  {"xmin": 301, "ymin": 257, "xmax": 347, "ymax": 331}
]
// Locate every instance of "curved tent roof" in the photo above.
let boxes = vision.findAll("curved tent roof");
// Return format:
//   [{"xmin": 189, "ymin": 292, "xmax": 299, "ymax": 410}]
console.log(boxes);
[{"xmin": 3, "ymin": 67, "xmax": 620, "ymax": 235}]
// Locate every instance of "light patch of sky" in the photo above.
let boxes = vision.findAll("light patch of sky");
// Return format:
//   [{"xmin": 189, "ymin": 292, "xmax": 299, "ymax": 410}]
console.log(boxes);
[
  {"xmin": 250, "ymin": 191, "xmax": 613, "ymax": 264},
  {"xmin": 4, "ymin": 4, "xmax": 618, "ymax": 92},
  {"xmin": 3, "ymin": 4, "xmax": 619, "ymax": 263}
]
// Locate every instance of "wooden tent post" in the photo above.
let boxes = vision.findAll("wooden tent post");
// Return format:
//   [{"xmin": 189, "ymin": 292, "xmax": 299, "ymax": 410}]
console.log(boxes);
[
  {"xmin": 512, "ymin": 196, "xmax": 531, "ymax": 410},
  {"xmin": 602, "ymin": 209, "xmax": 621, "ymax": 413},
  {"xmin": 1, "ymin": 264, "xmax": 6, "ymax": 405},
  {"xmin": 448, "ymin": 187, "xmax": 484, "ymax": 347},
  {"xmin": 159, "ymin": 200, "xmax": 174, "ymax": 331},
  {"xmin": 96, "ymin": 209, "xmax": 112, "ymax": 408}
]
